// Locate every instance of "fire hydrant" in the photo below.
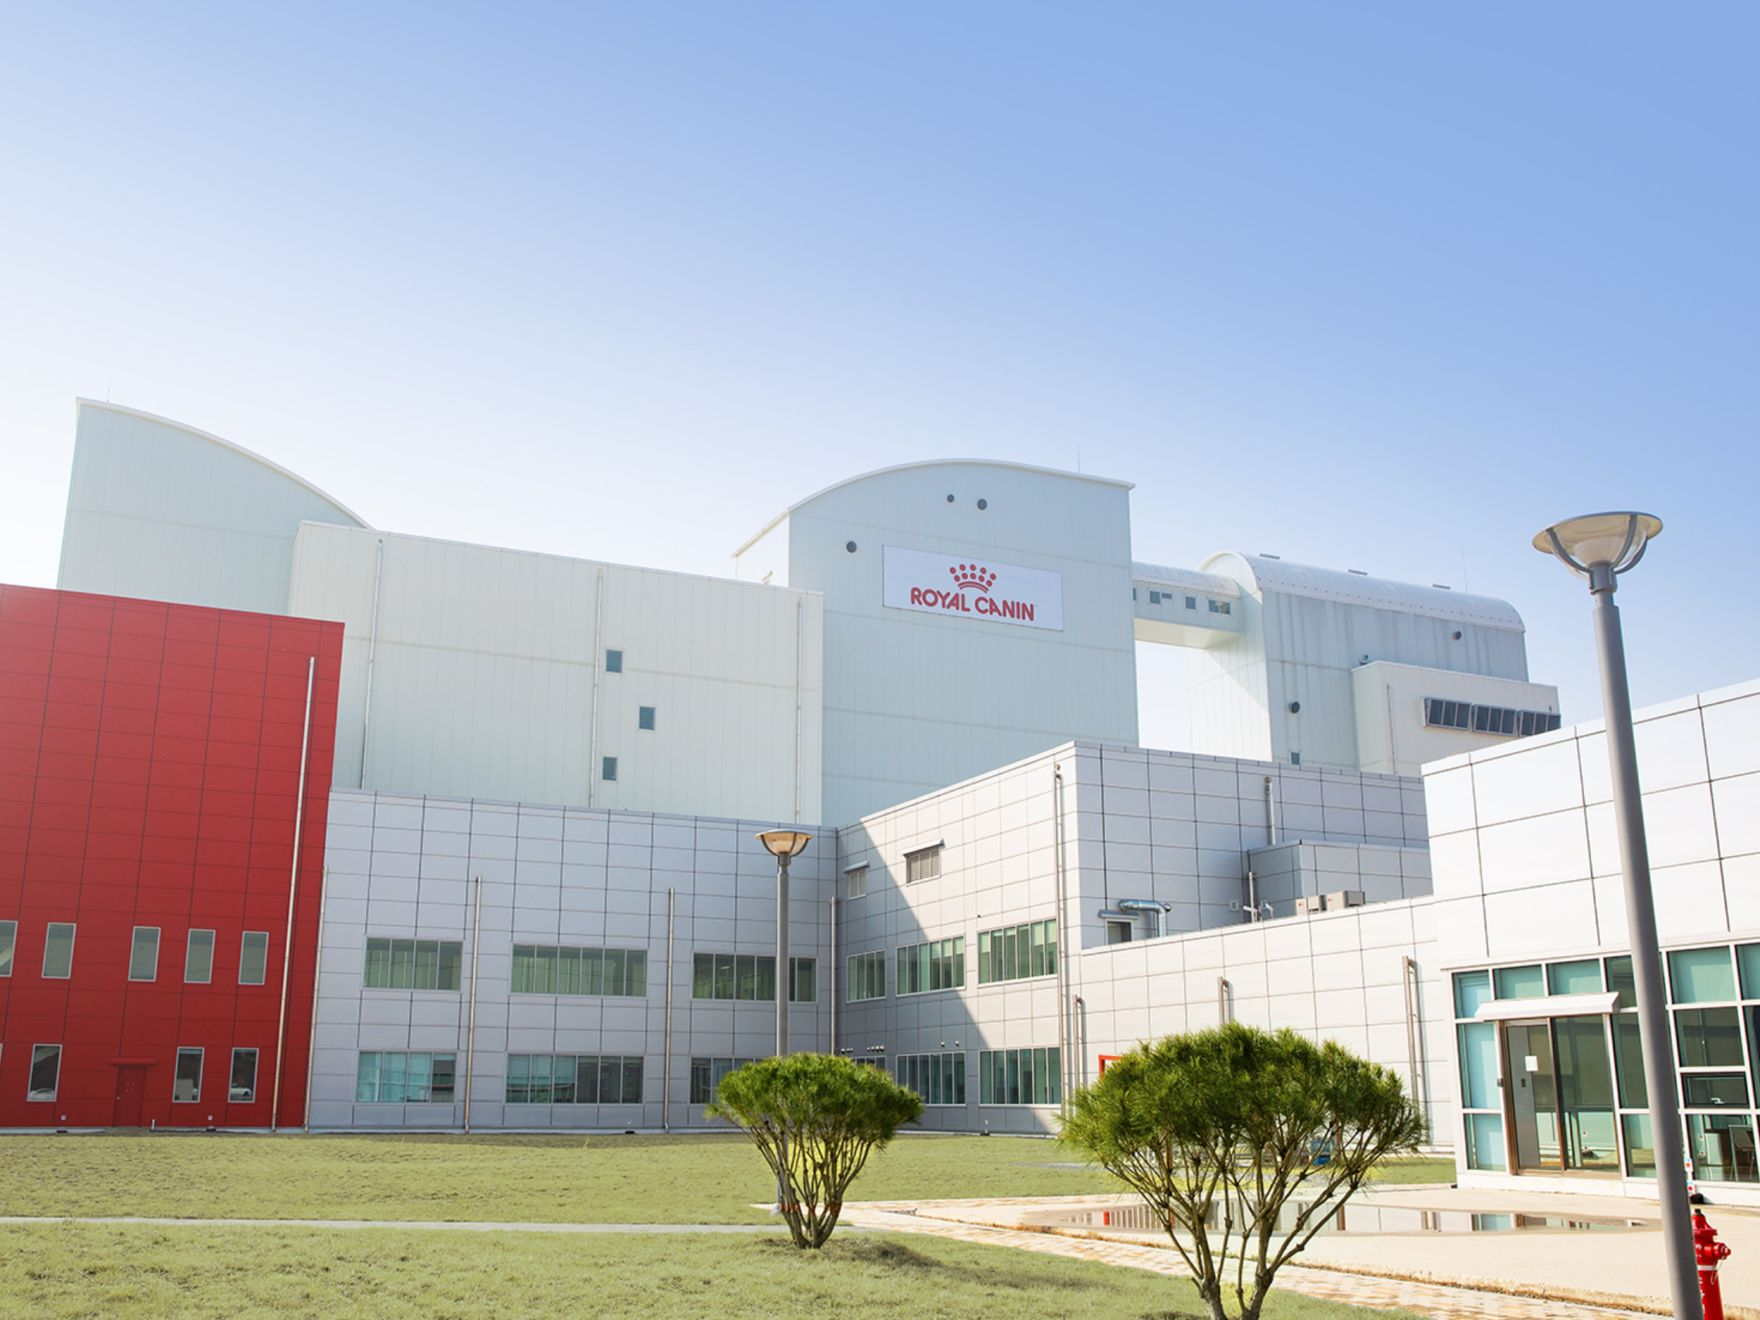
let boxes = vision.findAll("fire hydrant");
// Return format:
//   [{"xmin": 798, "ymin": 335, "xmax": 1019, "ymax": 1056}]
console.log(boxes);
[{"xmin": 1694, "ymin": 1210, "xmax": 1732, "ymax": 1320}]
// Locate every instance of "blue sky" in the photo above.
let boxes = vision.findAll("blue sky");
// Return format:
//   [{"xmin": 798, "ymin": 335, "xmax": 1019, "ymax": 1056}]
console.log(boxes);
[{"xmin": 2, "ymin": 2, "xmax": 1754, "ymax": 747}]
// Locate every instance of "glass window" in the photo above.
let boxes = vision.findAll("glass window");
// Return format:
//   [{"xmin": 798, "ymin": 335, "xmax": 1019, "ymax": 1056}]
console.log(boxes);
[
  {"xmin": 1688, "ymin": 1114, "xmax": 1760, "ymax": 1183},
  {"xmin": 28, "ymin": 1045, "xmax": 62, "ymax": 1101},
  {"xmin": 638, "ymin": 706, "xmax": 656, "ymax": 731},
  {"xmin": 1738, "ymin": 945, "xmax": 1760, "ymax": 1000},
  {"xmin": 173, "ymin": 1048, "xmax": 203, "ymax": 1103},
  {"xmin": 356, "ymin": 1052, "xmax": 455, "ymax": 1103},
  {"xmin": 1613, "ymin": 1015, "xmax": 1649, "ymax": 1108},
  {"xmin": 602, "ymin": 757, "xmax": 618, "ymax": 782},
  {"xmin": 978, "ymin": 1048, "xmax": 1060, "ymax": 1105},
  {"xmin": 1547, "ymin": 960, "xmax": 1602, "ymax": 995},
  {"xmin": 1671, "ymin": 947, "xmax": 1737, "ymax": 1004},
  {"xmin": 791, "ymin": 957, "xmax": 815, "ymax": 1004},
  {"xmin": 1464, "ymin": 1113, "xmax": 1506, "ymax": 1171},
  {"xmin": 1493, "ymin": 964, "xmax": 1544, "ymax": 1000},
  {"xmin": 1452, "ymin": 970, "xmax": 1491, "ymax": 1017},
  {"xmin": 430, "ymin": 1056, "xmax": 456, "ymax": 1102},
  {"xmin": 1606, "ymin": 956, "xmax": 1636, "ymax": 1010},
  {"xmin": 229, "ymin": 1048, "xmax": 258, "ymax": 1102},
  {"xmin": 1677, "ymin": 1007, "xmax": 1743, "ymax": 1068},
  {"xmin": 692, "ymin": 953, "xmax": 713, "ymax": 999},
  {"xmin": 1623, "ymin": 1113, "xmax": 1656, "ymax": 1178},
  {"xmin": 844, "ymin": 866, "xmax": 867, "ymax": 900},
  {"xmin": 185, "ymin": 929, "xmax": 215, "ymax": 984},
  {"xmin": 848, "ymin": 951, "xmax": 885, "ymax": 1001},
  {"xmin": 239, "ymin": 931, "xmax": 268, "ymax": 986},
  {"xmin": 604, "ymin": 649, "xmax": 623, "ymax": 673},
  {"xmin": 1457, "ymin": 1022, "xmax": 1499, "ymax": 1109},
  {"xmin": 0, "ymin": 919, "xmax": 13, "ymax": 976},
  {"xmin": 1684, "ymin": 1073, "xmax": 1750, "ymax": 1109},
  {"xmin": 905, "ymin": 846, "xmax": 942, "ymax": 884},
  {"xmin": 128, "ymin": 927, "xmax": 160, "ymax": 981},
  {"xmin": 43, "ymin": 922, "xmax": 75, "ymax": 978}
]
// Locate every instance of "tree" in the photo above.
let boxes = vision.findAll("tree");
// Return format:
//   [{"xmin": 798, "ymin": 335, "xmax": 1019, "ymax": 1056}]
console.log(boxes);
[
  {"xmin": 708, "ymin": 1053, "xmax": 923, "ymax": 1248},
  {"xmin": 1060, "ymin": 1024, "xmax": 1424, "ymax": 1320}
]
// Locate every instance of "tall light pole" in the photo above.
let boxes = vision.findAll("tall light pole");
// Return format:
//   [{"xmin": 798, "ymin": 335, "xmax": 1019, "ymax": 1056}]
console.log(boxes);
[
  {"xmin": 756, "ymin": 828, "xmax": 811, "ymax": 1216},
  {"xmin": 1534, "ymin": 511, "xmax": 1698, "ymax": 1320}
]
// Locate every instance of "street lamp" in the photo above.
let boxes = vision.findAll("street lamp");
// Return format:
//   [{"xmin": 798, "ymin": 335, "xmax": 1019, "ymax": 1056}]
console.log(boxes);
[
  {"xmin": 1533, "ymin": 512, "xmax": 1697, "ymax": 1319},
  {"xmin": 756, "ymin": 830, "xmax": 812, "ymax": 1060}
]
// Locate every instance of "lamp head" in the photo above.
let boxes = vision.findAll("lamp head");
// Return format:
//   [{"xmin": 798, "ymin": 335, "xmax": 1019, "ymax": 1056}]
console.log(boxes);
[
  {"xmin": 1533, "ymin": 512, "xmax": 1661, "ymax": 588},
  {"xmin": 756, "ymin": 828, "xmax": 812, "ymax": 859}
]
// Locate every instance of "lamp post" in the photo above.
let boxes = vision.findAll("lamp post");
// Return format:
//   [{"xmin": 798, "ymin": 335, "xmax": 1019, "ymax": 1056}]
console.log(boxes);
[
  {"xmin": 1534, "ymin": 512, "xmax": 1698, "ymax": 1320},
  {"xmin": 755, "ymin": 829, "xmax": 811, "ymax": 1215}
]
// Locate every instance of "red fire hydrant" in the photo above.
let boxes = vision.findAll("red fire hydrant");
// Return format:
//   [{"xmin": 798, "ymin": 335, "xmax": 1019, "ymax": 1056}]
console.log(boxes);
[{"xmin": 1694, "ymin": 1210, "xmax": 1732, "ymax": 1320}]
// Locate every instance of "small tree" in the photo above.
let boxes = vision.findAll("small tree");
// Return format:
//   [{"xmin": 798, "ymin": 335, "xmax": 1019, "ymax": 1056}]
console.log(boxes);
[
  {"xmin": 709, "ymin": 1053, "xmax": 923, "ymax": 1248},
  {"xmin": 1061, "ymin": 1024, "xmax": 1423, "ymax": 1320}
]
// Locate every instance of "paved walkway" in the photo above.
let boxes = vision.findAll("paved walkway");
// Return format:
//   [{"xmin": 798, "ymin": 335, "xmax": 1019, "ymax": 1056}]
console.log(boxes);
[{"xmin": 0, "ymin": 1215, "xmax": 793, "ymax": 1235}]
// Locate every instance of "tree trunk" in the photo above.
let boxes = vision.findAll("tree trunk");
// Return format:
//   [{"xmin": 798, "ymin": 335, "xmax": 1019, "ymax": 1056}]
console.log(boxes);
[{"xmin": 1196, "ymin": 1281, "xmax": 1230, "ymax": 1320}]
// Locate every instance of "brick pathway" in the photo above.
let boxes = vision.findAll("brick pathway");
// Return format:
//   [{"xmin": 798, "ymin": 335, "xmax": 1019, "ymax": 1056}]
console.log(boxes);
[{"xmin": 835, "ymin": 1198, "xmax": 1668, "ymax": 1319}]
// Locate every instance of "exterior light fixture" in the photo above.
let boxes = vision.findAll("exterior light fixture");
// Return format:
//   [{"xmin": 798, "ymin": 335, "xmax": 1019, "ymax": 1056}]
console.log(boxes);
[{"xmin": 1533, "ymin": 511, "xmax": 1694, "ymax": 1318}]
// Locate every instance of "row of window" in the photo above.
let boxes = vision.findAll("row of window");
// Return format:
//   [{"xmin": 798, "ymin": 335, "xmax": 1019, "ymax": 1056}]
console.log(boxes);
[
  {"xmin": 1423, "ymin": 697, "xmax": 1562, "ymax": 739},
  {"xmin": 977, "ymin": 920, "xmax": 1057, "ymax": 984},
  {"xmin": 511, "ymin": 944, "xmax": 647, "ymax": 997},
  {"xmin": 506, "ymin": 1054, "xmax": 644, "ymax": 1104},
  {"xmin": 690, "ymin": 953, "xmax": 816, "ymax": 1003},
  {"xmin": 896, "ymin": 1052, "xmax": 966, "ymax": 1106},
  {"xmin": 847, "ymin": 950, "xmax": 885, "ymax": 1002},
  {"xmin": 690, "ymin": 1056, "xmax": 761, "ymax": 1104},
  {"xmin": 364, "ymin": 938, "xmax": 463, "ymax": 991},
  {"xmin": 0, "ymin": 922, "xmax": 269, "ymax": 986},
  {"xmin": 1137, "ymin": 589, "xmax": 1232, "ymax": 616},
  {"xmin": 842, "ymin": 843, "xmax": 947, "ymax": 899},
  {"xmin": 897, "ymin": 938, "xmax": 965, "ymax": 995},
  {"xmin": 355, "ymin": 1051, "xmax": 457, "ymax": 1103},
  {"xmin": 21, "ymin": 1044, "xmax": 258, "ymax": 1104},
  {"xmin": 979, "ymin": 1047, "xmax": 1062, "ymax": 1107}
]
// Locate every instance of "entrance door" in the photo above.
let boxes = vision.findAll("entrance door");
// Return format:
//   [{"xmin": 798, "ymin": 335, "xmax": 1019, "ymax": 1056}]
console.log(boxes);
[
  {"xmin": 113, "ymin": 1065, "xmax": 146, "ymax": 1126},
  {"xmin": 1505, "ymin": 1020, "xmax": 1560, "ymax": 1170}
]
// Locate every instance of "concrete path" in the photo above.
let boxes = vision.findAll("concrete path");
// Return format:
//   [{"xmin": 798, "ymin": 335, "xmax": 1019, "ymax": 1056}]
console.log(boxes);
[{"xmin": 0, "ymin": 1215, "xmax": 794, "ymax": 1234}]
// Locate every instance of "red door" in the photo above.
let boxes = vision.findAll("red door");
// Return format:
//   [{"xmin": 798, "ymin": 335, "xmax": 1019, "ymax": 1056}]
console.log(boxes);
[{"xmin": 113, "ymin": 1066, "xmax": 146, "ymax": 1126}]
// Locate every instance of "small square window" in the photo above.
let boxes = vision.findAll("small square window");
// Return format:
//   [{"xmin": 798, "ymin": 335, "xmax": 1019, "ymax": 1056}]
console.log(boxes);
[
  {"xmin": 845, "ymin": 865, "xmax": 868, "ymax": 900},
  {"xmin": 173, "ymin": 1047, "xmax": 204, "ymax": 1103},
  {"xmin": 128, "ymin": 926, "xmax": 160, "ymax": 982},
  {"xmin": 1148, "ymin": 590, "xmax": 1162, "ymax": 605},
  {"xmin": 28, "ymin": 1045, "xmax": 60, "ymax": 1101},
  {"xmin": 638, "ymin": 706, "xmax": 656, "ymax": 731},
  {"xmin": 230, "ymin": 1048, "xmax": 259, "ymax": 1102},
  {"xmin": 1185, "ymin": 596, "xmax": 1196, "ymax": 609},
  {"xmin": 239, "ymin": 931, "xmax": 269, "ymax": 986},
  {"xmin": 1290, "ymin": 752, "xmax": 1301, "ymax": 766},
  {"xmin": 185, "ymin": 929, "xmax": 215, "ymax": 984},
  {"xmin": 602, "ymin": 756, "xmax": 618, "ymax": 782},
  {"xmin": 0, "ymin": 920, "xmax": 15, "ymax": 977},
  {"xmin": 43, "ymin": 923, "xmax": 75, "ymax": 979},
  {"xmin": 605, "ymin": 649, "xmax": 623, "ymax": 673}
]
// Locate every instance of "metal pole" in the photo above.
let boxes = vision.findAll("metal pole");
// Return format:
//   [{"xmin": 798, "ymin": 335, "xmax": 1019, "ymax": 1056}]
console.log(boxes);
[
  {"xmin": 463, "ymin": 874, "xmax": 482, "ymax": 1133},
  {"xmin": 776, "ymin": 854, "xmax": 790, "ymax": 1058},
  {"xmin": 1592, "ymin": 576, "xmax": 1700, "ymax": 1320},
  {"xmin": 829, "ymin": 893, "xmax": 838, "ymax": 1057},
  {"xmin": 271, "ymin": 656, "xmax": 316, "ymax": 1133},
  {"xmin": 663, "ymin": 888, "xmax": 675, "ymax": 1133}
]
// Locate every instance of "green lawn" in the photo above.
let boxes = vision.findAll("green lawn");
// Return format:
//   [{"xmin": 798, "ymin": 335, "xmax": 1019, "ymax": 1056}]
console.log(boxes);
[
  {"xmin": 0, "ymin": 1131, "xmax": 1453, "ymax": 1224},
  {"xmin": 0, "ymin": 1222, "xmax": 1423, "ymax": 1319}
]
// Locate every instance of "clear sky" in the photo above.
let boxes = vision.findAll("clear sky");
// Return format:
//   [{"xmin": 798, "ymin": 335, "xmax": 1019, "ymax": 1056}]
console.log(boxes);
[{"xmin": 2, "ymin": 2, "xmax": 1754, "ymax": 748}]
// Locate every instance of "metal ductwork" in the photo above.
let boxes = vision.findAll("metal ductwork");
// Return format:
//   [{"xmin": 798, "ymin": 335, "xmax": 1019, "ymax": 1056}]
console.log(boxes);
[{"xmin": 1099, "ymin": 898, "xmax": 1174, "ymax": 940}]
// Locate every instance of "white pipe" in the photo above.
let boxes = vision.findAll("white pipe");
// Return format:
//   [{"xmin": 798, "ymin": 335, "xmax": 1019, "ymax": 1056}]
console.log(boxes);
[
  {"xmin": 663, "ymin": 888, "xmax": 675, "ymax": 1133},
  {"xmin": 301, "ymin": 866, "xmax": 329, "ymax": 1132},
  {"xmin": 1264, "ymin": 774, "xmax": 1278, "ymax": 846},
  {"xmin": 463, "ymin": 873, "xmax": 483, "ymax": 1132},
  {"xmin": 358, "ymin": 537, "xmax": 384, "ymax": 789},
  {"xmin": 793, "ymin": 597, "xmax": 804, "ymax": 823},
  {"xmin": 271, "ymin": 656, "xmax": 316, "ymax": 1132},
  {"xmin": 1053, "ymin": 761, "xmax": 1071, "ymax": 1115},
  {"xmin": 829, "ymin": 893, "xmax": 838, "ymax": 1057},
  {"xmin": 587, "ymin": 567, "xmax": 605, "ymax": 807},
  {"xmin": 1403, "ymin": 955, "xmax": 1427, "ymax": 1138}
]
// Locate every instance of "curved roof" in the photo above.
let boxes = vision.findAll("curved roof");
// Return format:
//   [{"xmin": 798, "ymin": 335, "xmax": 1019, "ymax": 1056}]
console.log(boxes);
[
  {"xmin": 76, "ymin": 398, "xmax": 372, "ymax": 529},
  {"xmin": 1201, "ymin": 552, "xmax": 1525, "ymax": 631},
  {"xmin": 733, "ymin": 458, "xmax": 1131, "ymax": 558}
]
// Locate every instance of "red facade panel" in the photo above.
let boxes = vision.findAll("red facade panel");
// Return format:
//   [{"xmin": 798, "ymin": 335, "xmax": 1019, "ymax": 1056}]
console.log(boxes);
[{"xmin": 0, "ymin": 585, "xmax": 342, "ymax": 1128}]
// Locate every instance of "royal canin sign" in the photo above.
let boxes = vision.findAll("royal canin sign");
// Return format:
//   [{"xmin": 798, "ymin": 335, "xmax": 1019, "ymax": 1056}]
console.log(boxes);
[{"xmin": 881, "ymin": 545, "xmax": 1064, "ymax": 631}]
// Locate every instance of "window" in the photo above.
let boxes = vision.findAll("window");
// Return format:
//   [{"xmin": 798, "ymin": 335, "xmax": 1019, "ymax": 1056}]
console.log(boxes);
[
  {"xmin": 513, "ymin": 944, "xmax": 647, "ymax": 996},
  {"xmin": 897, "ymin": 1052, "xmax": 966, "ymax": 1106},
  {"xmin": 0, "ymin": 920, "xmax": 14, "ymax": 976},
  {"xmin": 506, "ymin": 1054, "xmax": 644, "ymax": 1105},
  {"xmin": 185, "ymin": 929, "xmax": 215, "ymax": 984},
  {"xmin": 229, "ymin": 1048, "xmax": 258, "ymax": 1102},
  {"xmin": 1148, "ymin": 590, "xmax": 1162, "ymax": 605},
  {"xmin": 978, "ymin": 1048, "xmax": 1061, "ymax": 1106},
  {"xmin": 904, "ymin": 845, "xmax": 942, "ymax": 884},
  {"xmin": 690, "ymin": 952, "xmax": 814, "ymax": 1002},
  {"xmin": 690, "ymin": 1057, "xmax": 760, "ymax": 1104},
  {"xmin": 128, "ymin": 927, "xmax": 160, "ymax": 982},
  {"xmin": 1422, "ymin": 698, "xmax": 1561, "ymax": 740},
  {"xmin": 602, "ymin": 756, "xmax": 618, "ymax": 782},
  {"xmin": 43, "ymin": 922, "xmax": 74, "ymax": 978},
  {"xmin": 1207, "ymin": 598, "xmax": 1232, "ymax": 614},
  {"xmin": 28, "ymin": 1045, "xmax": 60, "ymax": 1101},
  {"xmin": 1106, "ymin": 920, "xmax": 1133, "ymax": 945},
  {"xmin": 364, "ymin": 938, "xmax": 465, "ymax": 991},
  {"xmin": 844, "ymin": 865, "xmax": 868, "ymax": 900},
  {"xmin": 604, "ymin": 649, "xmax": 623, "ymax": 673},
  {"xmin": 355, "ymin": 1052, "xmax": 457, "ymax": 1103},
  {"xmin": 173, "ymin": 1048, "xmax": 203, "ymax": 1103},
  {"xmin": 897, "ymin": 938, "xmax": 964, "ymax": 995},
  {"xmin": 638, "ymin": 706, "xmax": 656, "ymax": 731},
  {"xmin": 239, "ymin": 931, "xmax": 268, "ymax": 986},
  {"xmin": 847, "ymin": 950, "xmax": 885, "ymax": 1002},
  {"xmin": 978, "ymin": 919, "xmax": 1057, "ymax": 984},
  {"xmin": 1185, "ymin": 595, "xmax": 1197, "ymax": 609}
]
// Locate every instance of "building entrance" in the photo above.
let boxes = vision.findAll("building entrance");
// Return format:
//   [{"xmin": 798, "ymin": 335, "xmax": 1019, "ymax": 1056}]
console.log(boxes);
[
  {"xmin": 112, "ymin": 1065, "xmax": 146, "ymax": 1127},
  {"xmin": 1503, "ymin": 1015, "xmax": 1618, "ymax": 1174}
]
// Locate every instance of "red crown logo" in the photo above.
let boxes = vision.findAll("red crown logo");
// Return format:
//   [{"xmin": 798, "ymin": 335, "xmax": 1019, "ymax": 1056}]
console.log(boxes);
[{"xmin": 949, "ymin": 563, "xmax": 997, "ymax": 594}]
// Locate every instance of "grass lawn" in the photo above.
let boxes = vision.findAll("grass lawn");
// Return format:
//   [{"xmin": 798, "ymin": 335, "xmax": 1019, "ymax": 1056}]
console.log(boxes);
[
  {"xmin": 0, "ymin": 1131, "xmax": 1453, "ymax": 1224},
  {"xmin": 0, "ymin": 1221, "xmax": 1424, "ymax": 1319}
]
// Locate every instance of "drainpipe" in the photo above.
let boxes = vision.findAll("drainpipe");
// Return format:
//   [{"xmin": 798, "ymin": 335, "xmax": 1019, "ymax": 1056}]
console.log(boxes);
[
  {"xmin": 1218, "ymin": 976, "xmax": 1232, "ymax": 1024},
  {"xmin": 1053, "ymin": 761, "xmax": 1071, "ymax": 1115},
  {"xmin": 358, "ymin": 537, "xmax": 384, "ymax": 789},
  {"xmin": 463, "ymin": 873, "xmax": 482, "ymax": 1133},
  {"xmin": 1264, "ymin": 774, "xmax": 1278, "ymax": 846},
  {"xmin": 301, "ymin": 866, "xmax": 329, "ymax": 1133},
  {"xmin": 271, "ymin": 656, "xmax": 316, "ymax": 1133},
  {"xmin": 1244, "ymin": 869, "xmax": 1259, "ymax": 924},
  {"xmin": 829, "ymin": 892, "xmax": 839, "ymax": 1057},
  {"xmin": 1403, "ymin": 955, "xmax": 1428, "ymax": 1138},
  {"xmin": 793, "ymin": 597, "xmax": 804, "ymax": 823},
  {"xmin": 663, "ymin": 888, "xmax": 675, "ymax": 1133}
]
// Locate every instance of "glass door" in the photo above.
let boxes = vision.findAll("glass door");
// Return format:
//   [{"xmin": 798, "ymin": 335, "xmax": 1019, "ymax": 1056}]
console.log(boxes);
[
  {"xmin": 1505, "ymin": 1019, "xmax": 1561, "ymax": 1170},
  {"xmin": 1503, "ymin": 1015, "xmax": 1620, "ymax": 1175}
]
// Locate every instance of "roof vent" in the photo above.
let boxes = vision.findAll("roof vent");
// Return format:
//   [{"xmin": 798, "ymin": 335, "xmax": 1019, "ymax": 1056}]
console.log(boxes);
[
  {"xmin": 1432, "ymin": 583, "xmax": 1451, "ymax": 590},
  {"xmin": 1347, "ymin": 569, "xmax": 1368, "ymax": 576},
  {"xmin": 1260, "ymin": 553, "xmax": 1281, "ymax": 559}
]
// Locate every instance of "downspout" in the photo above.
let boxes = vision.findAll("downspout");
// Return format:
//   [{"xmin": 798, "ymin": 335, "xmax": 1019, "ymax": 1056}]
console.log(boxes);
[
  {"xmin": 1264, "ymin": 774, "xmax": 1278, "ymax": 846},
  {"xmin": 1244, "ymin": 869, "xmax": 1258, "ymax": 924},
  {"xmin": 1053, "ymin": 761, "xmax": 1071, "ymax": 1115},
  {"xmin": 1403, "ymin": 955, "xmax": 1428, "ymax": 1138},
  {"xmin": 301, "ymin": 866, "xmax": 329, "ymax": 1132},
  {"xmin": 829, "ymin": 892, "xmax": 839, "ymax": 1056},
  {"xmin": 1218, "ymin": 976, "xmax": 1232, "ymax": 1024},
  {"xmin": 463, "ymin": 873, "xmax": 482, "ymax": 1133},
  {"xmin": 358, "ymin": 537, "xmax": 384, "ymax": 788},
  {"xmin": 793, "ymin": 596, "xmax": 804, "ymax": 823},
  {"xmin": 271, "ymin": 656, "xmax": 316, "ymax": 1132},
  {"xmin": 663, "ymin": 888, "xmax": 675, "ymax": 1133},
  {"xmin": 587, "ymin": 567, "xmax": 605, "ymax": 807}
]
